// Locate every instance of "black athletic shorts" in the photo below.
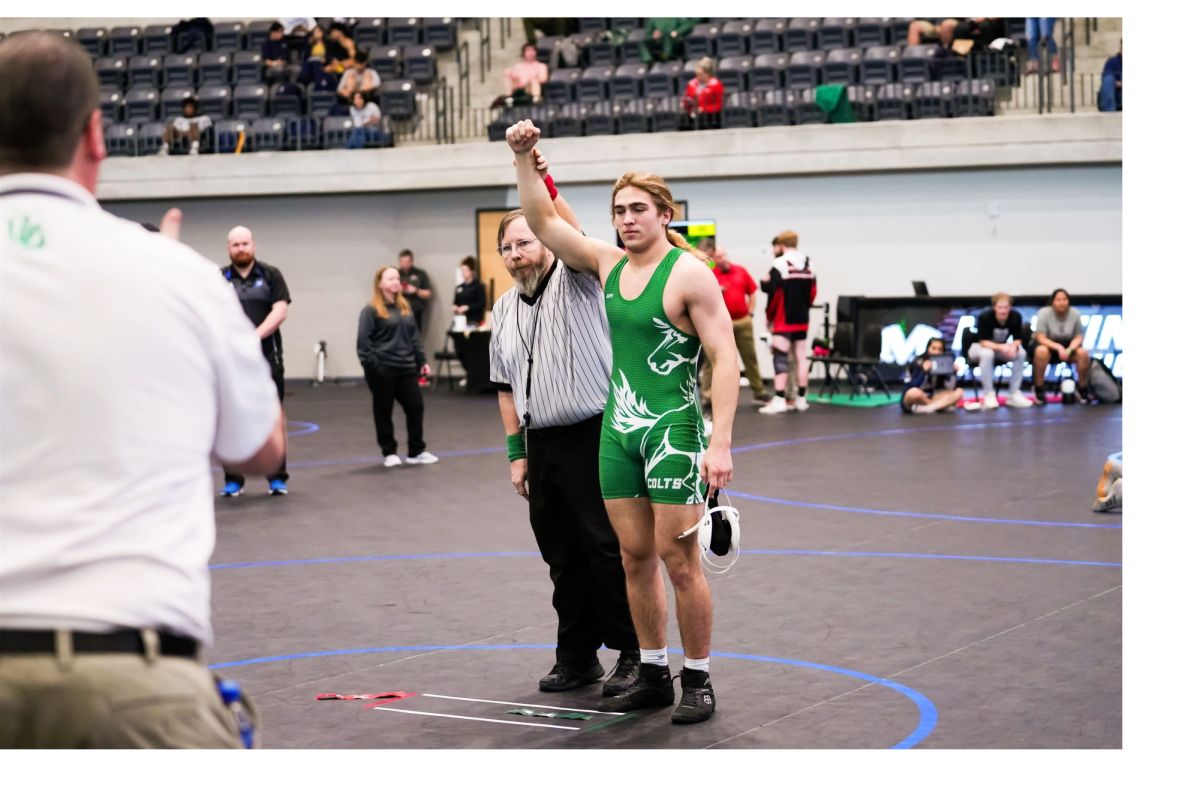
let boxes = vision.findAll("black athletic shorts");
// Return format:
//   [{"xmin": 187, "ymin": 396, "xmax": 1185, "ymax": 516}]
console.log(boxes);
[
  {"xmin": 773, "ymin": 329, "xmax": 808, "ymax": 343},
  {"xmin": 1045, "ymin": 338, "xmax": 1077, "ymax": 364}
]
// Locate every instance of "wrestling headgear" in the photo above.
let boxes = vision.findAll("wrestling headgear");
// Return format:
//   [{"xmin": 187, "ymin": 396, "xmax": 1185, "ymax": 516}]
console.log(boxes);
[{"xmin": 678, "ymin": 486, "xmax": 741, "ymax": 574}]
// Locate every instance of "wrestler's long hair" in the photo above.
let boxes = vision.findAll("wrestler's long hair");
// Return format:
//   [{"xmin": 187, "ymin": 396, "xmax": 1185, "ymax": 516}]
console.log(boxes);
[
  {"xmin": 609, "ymin": 172, "xmax": 708, "ymax": 262},
  {"xmin": 371, "ymin": 265, "xmax": 412, "ymax": 318}
]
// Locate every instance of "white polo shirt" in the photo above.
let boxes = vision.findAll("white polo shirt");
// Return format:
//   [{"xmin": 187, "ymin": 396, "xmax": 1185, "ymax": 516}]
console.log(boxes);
[{"xmin": 0, "ymin": 173, "xmax": 279, "ymax": 645}]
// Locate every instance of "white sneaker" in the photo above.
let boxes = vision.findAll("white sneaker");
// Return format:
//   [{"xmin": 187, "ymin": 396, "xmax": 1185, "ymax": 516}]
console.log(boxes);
[
  {"xmin": 383, "ymin": 454, "xmax": 403, "ymax": 467},
  {"xmin": 759, "ymin": 396, "xmax": 790, "ymax": 415},
  {"xmin": 189, "ymin": 141, "xmax": 200, "ymax": 156},
  {"xmin": 983, "ymin": 391, "xmax": 1000, "ymax": 410},
  {"xmin": 914, "ymin": 404, "xmax": 938, "ymax": 414},
  {"xmin": 739, "ymin": 377, "xmax": 750, "ymax": 387},
  {"xmin": 157, "ymin": 143, "xmax": 169, "ymax": 156},
  {"xmin": 407, "ymin": 451, "xmax": 439, "ymax": 465},
  {"xmin": 1006, "ymin": 392, "xmax": 1033, "ymax": 409},
  {"xmin": 793, "ymin": 397, "xmax": 809, "ymax": 411}
]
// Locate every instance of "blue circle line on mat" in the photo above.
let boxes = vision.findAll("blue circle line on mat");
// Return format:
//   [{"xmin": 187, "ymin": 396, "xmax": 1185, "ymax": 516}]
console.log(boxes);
[
  {"xmin": 206, "ymin": 643, "xmax": 937, "ymax": 750},
  {"xmin": 209, "ymin": 549, "xmax": 1120, "ymax": 571},
  {"xmin": 724, "ymin": 490, "xmax": 1122, "ymax": 529},
  {"xmin": 286, "ymin": 421, "xmax": 320, "ymax": 437}
]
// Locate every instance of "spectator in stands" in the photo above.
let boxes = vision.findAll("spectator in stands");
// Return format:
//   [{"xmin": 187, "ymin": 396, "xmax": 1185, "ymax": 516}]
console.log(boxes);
[
  {"xmin": 327, "ymin": 22, "xmax": 356, "ymax": 71},
  {"xmin": 683, "ymin": 57, "xmax": 723, "ymax": 131},
  {"xmin": 1099, "ymin": 40, "xmax": 1122, "ymax": 112},
  {"xmin": 503, "ymin": 44, "xmax": 549, "ymax": 104},
  {"xmin": 159, "ymin": 97, "xmax": 211, "ymax": 157},
  {"xmin": 969, "ymin": 292, "xmax": 1033, "ymax": 410},
  {"xmin": 298, "ymin": 25, "xmax": 335, "ymax": 84},
  {"xmin": 701, "ymin": 245, "xmax": 771, "ymax": 407},
  {"xmin": 523, "ymin": 18, "xmax": 576, "ymax": 45},
  {"xmin": 338, "ymin": 51, "xmax": 380, "ymax": 103},
  {"xmin": 1032, "ymin": 288, "xmax": 1091, "ymax": 405},
  {"xmin": 262, "ymin": 22, "xmax": 298, "ymax": 84},
  {"xmin": 280, "ymin": 17, "xmax": 316, "ymax": 36},
  {"xmin": 1026, "ymin": 18, "xmax": 1059, "ymax": 73},
  {"xmin": 908, "ymin": 18, "xmax": 1003, "ymax": 50},
  {"xmin": 902, "ymin": 337, "xmax": 963, "ymax": 414},
  {"xmin": 640, "ymin": 18, "xmax": 700, "ymax": 63},
  {"xmin": 397, "ymin": 249, "xmax": 433, "ymax": 336},
  {"xmin": 452, "ymin": 256, "xmax": 487, "ymax": 326},
  {"xmin": 347, "ymin": 91, "xmax": 382, "ymax": 149},
  {"xmin": 908, "ymin": 18, "xmax": 958, "ymax": 46}
]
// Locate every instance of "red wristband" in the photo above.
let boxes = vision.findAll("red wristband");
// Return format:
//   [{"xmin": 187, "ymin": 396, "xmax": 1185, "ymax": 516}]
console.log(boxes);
[{"xmin": 544, "ymin": 174, "xmax": 558, "ymax": 201}]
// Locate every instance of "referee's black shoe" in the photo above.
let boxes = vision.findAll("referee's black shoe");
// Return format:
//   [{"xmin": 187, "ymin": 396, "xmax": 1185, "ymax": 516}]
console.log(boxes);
[
  {"xmin": 602, "ymin": 650, "xmax": 641, "ymax": 697},
  {"xmin": 539, "ymin": 659, "xmax": 605, "ymax": 692},
  {"xmin": 597, "ymin": 663, "xmax": 674, "ymax": 712},
  {"xmin": 671, "ymin": 667, "xmax": 716, "ymax": 724}
]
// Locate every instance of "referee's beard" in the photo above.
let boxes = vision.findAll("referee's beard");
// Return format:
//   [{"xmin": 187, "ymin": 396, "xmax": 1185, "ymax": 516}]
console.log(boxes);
[{"xmin": 509, "ymin": 250, "xmax": 553, "ymax": 296}]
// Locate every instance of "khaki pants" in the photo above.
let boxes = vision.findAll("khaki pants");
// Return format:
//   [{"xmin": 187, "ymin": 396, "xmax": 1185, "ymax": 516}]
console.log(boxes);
[
  {"xmin": 701, "ymin": 316, "xmax": 768, "ymax": 404},
  {"xmin": 0, "ymin": 638, "xmax": 256, "ymax": 749}
]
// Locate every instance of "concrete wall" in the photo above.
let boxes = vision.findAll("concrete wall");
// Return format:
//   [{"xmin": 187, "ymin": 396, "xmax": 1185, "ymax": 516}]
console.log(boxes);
[{"xmin": 103, "ymin": 164, "xmax": 1121, "ymax": 380}]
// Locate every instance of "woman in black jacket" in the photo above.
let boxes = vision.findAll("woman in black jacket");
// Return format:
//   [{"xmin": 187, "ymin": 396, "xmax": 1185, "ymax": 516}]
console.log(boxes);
[
  {"xmin": 451, "ymin": 256, "xmax": 487, "ymax": 326},
  {"xmin": 357, "ymin": 266, "xmax": 438, "ymax": 467}
]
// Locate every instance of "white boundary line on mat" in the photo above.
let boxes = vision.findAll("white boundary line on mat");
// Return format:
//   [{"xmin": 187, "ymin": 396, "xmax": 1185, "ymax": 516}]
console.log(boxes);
[
  {"xmin": 422, "ymin": 693, "xmax": 623, "ymax": 716},
  {"xmin": 375, "ymin": 707, "xmax": 579, "ymax": 730}
]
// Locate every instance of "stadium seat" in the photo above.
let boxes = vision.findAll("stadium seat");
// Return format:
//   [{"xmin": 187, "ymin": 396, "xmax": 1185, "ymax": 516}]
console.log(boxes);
[
  {"xmin": 750, "ymin": 53, "xmax": 789, "ymax": 92},
  {"xmin": 584, "ymin": 101, "xmax": 618, "ymax": 136},
  {"xmin": 578, "ymin": 66, "xmax": 616, "ymax": 104},
  {"xmin": 644, "ymin": 61, "xmax": 684, "ymax": 97},
  {"xmin": 716, "ymin": 56, "xmax": 753, "ymax": 93},
  {"xmin": 137, "ymin": 122, "xmax": 165, "ymax": 155},
  {"xmin": 846, "ymin": 84, "xmax": 876, "ymax": 121},
  {"xmin": 160, "ymin": 88, "xmax": 194, "ymax": 120},
  {"xmin": 685, "ymin": 23, "xmax": 721, "ymax": 59},
  {"xmin": 128, "ymin": 56, "xmax": 163, "ymax": 89},
  {"xmin": 307, "ymin": 87, "xmax": 338, "ymax": 119},
  {"xmin": 95, "ymin": 57, "xmax": 129, "ymax": 91},
  {"xmin": 355, "ymin": 19, "xmax": 385, "ymax": 48},
  {"xmin": 76, "ymin": 27, "xmax": 109, "ymax": 58},
  {"xmin": 247, "ymin": 21, "xmax": 275, "ymax": 52},
  {"xmin": 124, "ymin": 88, "xmax": 159, "ymax": 122},
  {"xmin": 785, "ymin": 18, "xmax": 820, "ymax": 52},
  {"xmin": 285, "ymin": 116, "xmax": 322, "ymax": 150},
  {"xmin": 969, "ymin": 45, "xmax": 1018, "ymax": 88},
  {"xmin": 109, "ymin": 26, "xmax": 143, "ymax": 57},
  {"xmin": 488, "ymin": 107, "xmax": 522, "ymax": 142},
  {"xmin": 617, "ymin": 29, "xmax": 646, "ymax": 64},
  {"xmin": 913, "ymin": 80, "xmax": 955, "ymax": 119},
  {"xmin": 536, "ymin": 36, "xmax": 562, "ymax": 68},
  {"xmin": 323, "ymin": 116, "xmax": 356, "ymax": 148},
  {"xmin": 423, "ymin": 18, "xmax": 457, "ymax": 51},
  {"xmin": 270, "ymin": 83, "xmax": 304, "ymax": 117},
  {"xmin": 197, "ymin": 85, "xmax": 232, "ymax": 120},
  {"xmin": 792, "ymin": 87, "xmax": 827, "ymax": 124},
  {"xmin": 99, "ymin": 90, "xmax": 125, "ymax": 122},
  {"xmin": 199, "ymin": 52, "xmax": 233, "ymax": 85},
  {"xmin": 216, "ymin": 120, "xmax": 251, "ymax": 153},
  {"xmin": 890, "ymin": 18, "xmax": 916, "ymax": 47},
  {"xmin": 862, "ymin": 46, "xmax": 902, "ymax": 86},
  {"xmin": 874, "ymin": 82, "xmax": 913, "ymax": 120},
  {"xmin": 549, "ymin": 103, "xmax": 584, "ymax": 138},
  {"xmin": 387, "ymin": 18, "xmax": 422, "ymax": 47},
  {"xmin": 580, "ymin": 18, "xmax": 607, "ymax": 33},
  {"xmin": 163, "ymin": 54, "xmax": 197, "ymax": 88},
  {"xmin": 143, "ymin": 25, "xmax": 173, "ymax": 55},
  {"xmin": 716, "ymin": 21, "xmax": 753, "ymax": 58},
  {"xmin": 586, "ymin": 40, "xmax": 618, "ymax": 68},
  {"xmin": 615, "ymin": 98, "xmax": 651, "ymax": 134},
  {"xmin": 233, "ymin": 84, "xmax": 268, "ymax": 119},
  {"xmin": 543, "ymin": 68, "xmax": 582, "ymax": 105},
  {"xmin": 819, "ymin": 18, "xmax": 857, "ymax": 50},
  {"xmin": 213, "ymin": 22, "xmax": 246, "ymax": 52},
  {"xmin": 756, "ymin": 88, "xmax": 794, "ymax": 127},
  {"xmin": 610, "ymin": 18, "xmax": 641, "ymax": 31},
  {"xmin": 900, "ymin": 44, "xmax": 941, "ymax": 84},
  {"xmin": 403, "ymin": 45, "xmax": 437, "ymax": 85},
  {"xmin": 252, "ymin": 118, "xmax": 286, "ymax": 151},
  {"xmin": 822, "ymin": 48, "xmax": 863, "ymax": 84},
  {"xmin": 104, "ymin": 123, "xmax": 138, "ymax": 157},
  {"xmin": 370, "ymin": 45, "xmax": 404, "ymax": 81},
  {"xmin": 379, "ymin": 80, "xmax": 416, "ymax": 120},
  {"xmin": 649, "ymin": 95, "xmax": 682, "ymax": 132},
  {"xmin": 751, "ymin": 19, "xmax": 786, "ymax": 55},
  {"xmin": 721, "ymin": 91, "xmax": 757, "ymax": 128},
  {"xmin": 610, "ymin": 63, "xmax": 648, "ymax": 101},
  {"xmin": 954, "ymin": 79, "xmax": 995, "ymax": 117},
  {"xmin": 939, "ymin": 55, "xmax": 969, "ymax": 82},
  {"xmin": 785, "ymin": 50, "xmax": 825, "ymax": 89},
  {"xmin": 856, "ymin": 18, "xmax": 892, "ymax": 47},
  {"xmin": 233, "ymin": 52, "xmax": 263, "ymax": 85}
]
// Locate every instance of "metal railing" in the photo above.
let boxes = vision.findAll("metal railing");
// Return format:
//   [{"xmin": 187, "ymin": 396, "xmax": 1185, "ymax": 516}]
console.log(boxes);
[{"xmin": 455, "ymin": 39, "xmax": 470, "ymax": 111}]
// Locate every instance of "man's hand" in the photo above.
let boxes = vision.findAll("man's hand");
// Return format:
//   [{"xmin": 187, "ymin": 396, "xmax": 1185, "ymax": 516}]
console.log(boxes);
[
  {"xmin": 420, "ymin": 364, "xmax": 431, "ymax": 379},
  {"xmin": 1057, "ymin": 343, "xmax": 1070, "ymax": 359},
  {"xmin": 506, "ymin": 120, "xmax": 540, "ymax": 154},
  {"xmin": 511, "ymin": 458, "xmax": 529, "ymax": 500},
  {"xmin": 512, "ymin": 147, "xmax": 549, "ymax": 178},
  {"xmin": 402, "ymin": 283, "xmax": 416, "ymax": 295},
  {"xmin": 699, "ymin": 443, "xmax": 733, "ymax": 494},
  {"xmin": 159, "ymin": 208, "xmax": 182, "ymax": 240}
]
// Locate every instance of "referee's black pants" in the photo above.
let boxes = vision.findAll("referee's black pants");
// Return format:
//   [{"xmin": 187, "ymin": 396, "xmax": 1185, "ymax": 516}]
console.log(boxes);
[
  {"xmin": 527, "ymin": 415, "xmax": 639, "ymax": 666},
  {"xmin": 224, "ymin": 358, "xmax": 288, "ymax": 488}
]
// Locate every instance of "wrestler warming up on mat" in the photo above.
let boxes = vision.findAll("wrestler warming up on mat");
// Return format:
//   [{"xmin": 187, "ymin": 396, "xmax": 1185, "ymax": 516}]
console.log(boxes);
[{"xmin": 506, "ymin": 120, "xmax": 739, "ymax": 724}]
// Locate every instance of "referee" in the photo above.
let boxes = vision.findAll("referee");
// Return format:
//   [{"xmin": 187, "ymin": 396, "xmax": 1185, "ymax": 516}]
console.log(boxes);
[
  {"xmin": 490, "ymin": 154, "xmax": 639, "ymax": 696},
  {"xmin": 0, "ymin": 33, "xmax": 285, "ymax": 747}
]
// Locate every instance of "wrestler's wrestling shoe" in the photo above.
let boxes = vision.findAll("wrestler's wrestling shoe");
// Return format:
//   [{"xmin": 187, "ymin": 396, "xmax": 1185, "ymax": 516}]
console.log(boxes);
[
  {"xmin": 602, "ymin": 650, "xmax": 641, "ymax": 697},
  {"xmin": 598, "ymin": 663, "xmax": 675, "ymax": 711},
  {"xmin": 539, "ymin": 659, "xmax": 604, "ymax": 692},
  {"xmin": 671, "ymin": 667, "xmax": 716, "ymax": 724}
]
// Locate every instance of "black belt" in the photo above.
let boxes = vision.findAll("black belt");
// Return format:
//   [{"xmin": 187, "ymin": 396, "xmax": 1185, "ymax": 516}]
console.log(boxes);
[
  {"xmin": 526, "ymin": 414, "xmax": 603, "ymax": 438},
  {"xmin": 0, "ymin": 629, "xmax": 200, "ymax": 658}
]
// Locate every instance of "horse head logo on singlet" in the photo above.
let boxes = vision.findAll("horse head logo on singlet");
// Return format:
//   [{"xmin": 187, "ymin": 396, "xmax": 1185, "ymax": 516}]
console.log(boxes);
[{"xmin": 648, "ymin": 318, "xmax": 698, "ymax": 376}]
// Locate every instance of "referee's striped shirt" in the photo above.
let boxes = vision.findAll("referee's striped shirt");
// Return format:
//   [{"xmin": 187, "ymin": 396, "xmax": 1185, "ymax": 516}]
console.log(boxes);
[{"xmin": 489, "ymin": 260, "xmax": 611, "ymax": 429}]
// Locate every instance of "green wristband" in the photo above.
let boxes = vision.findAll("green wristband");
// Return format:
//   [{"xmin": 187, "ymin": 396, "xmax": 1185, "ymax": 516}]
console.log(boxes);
[{"xmin": 507, "ymin": 433, "xmax": 527, "ymax": 462}]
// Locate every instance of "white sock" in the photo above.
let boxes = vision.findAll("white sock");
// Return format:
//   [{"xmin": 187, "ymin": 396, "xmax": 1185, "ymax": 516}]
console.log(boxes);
[
  {"xmin": 684, "ymin": 656, "xmax": 710, "ymax": 672},
  {"xmin": 640, "ymin": 647, "xmax": 668, "ymax": 667}
]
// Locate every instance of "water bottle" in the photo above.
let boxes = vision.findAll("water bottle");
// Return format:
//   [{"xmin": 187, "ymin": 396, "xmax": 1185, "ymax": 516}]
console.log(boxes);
[
  {"xmin": 1062, "ymin": 378, "xmax": 1076, "ymax": 405},
  {"xmin": 218, "ymin": 679, "xmax": 255, "ymax": 749}
]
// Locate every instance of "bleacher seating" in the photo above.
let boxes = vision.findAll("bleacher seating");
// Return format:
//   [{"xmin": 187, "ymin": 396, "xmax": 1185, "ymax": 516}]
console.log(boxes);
[
  {"xmin": 578, "ymin": 66, "xmax": 616, "ymax": 104},
  {"xmin": 875, "ymin": 82, "xmax": 914, "ymax": 120},
  {"xmin": 105, "ymin": 122, "xmax": 138, "ymax": 157},
  {"xmin": 611, "ymin": 63, "xmax": 648, "ymax": 101},
  {"xmin": 252, "ymin": 118, "xmax": 286, "ymax": 151},
  {"xmin": 270, "ymin": 83, "xmax": 304, "ymax": 118},
  {"xmin": 751, "ymin": 19, "xmax": 786, "ymax": 55},
  {"xmin": 322, "ymin": 116, "xmax": 356, "ymax": 148},
  {"xmin": 233, "ymin": 52, "xmax": 263, "ymax": 85},
  {"xmin": 128, "ymin": 55, "xmax": 162, "ymax": 89},
  {"xmin": 785, "ymin": 18, "xmax": 821, "ymax": 52},
  {"xmin": 143, "ymin": 25, "xmax": 173, "ymax": 55},
  {"xmin": 216, "ymin": 119, "xmax": 250, "ymax": 153},
  {"xmin": 645, "ymin": 61, "xmax": 685, "ymax": 97},
  {"xmin": 913, "ymin": 80, "xmax": 956, "ymax": 119},
  {"xmin": 124, "ymin": 88, "xmax": 159, "ymax": 122},
  {"xmin": 584, "ymin": 101, "xmax": 618, "ymax": 136},
  {"xmin": 819, "ymin": 18, "xmax": 857, "ymax": 51},
  {"xmin": 750, "ymin": 53, "xmax": 788, "ymax": 92},
  {"xmin": 403, "ymin": 45, "xmax": 437, "ymax": 85},
  {"xmin": 370, "ymin": 45, "xmax": 405, "ymax": 81},
  {"xmin": 199, "ymin": 52, "xmax": 233, "ymax": 85},
  {"xmin": 716, "ymin": 56, "xmax": 753, "ymax": 93},
  {"xmin": 856, "ymin": 18, "xmax": 892, "ymax": 48},
  {"xmin": 823, "ymin": 48, "xmax": 863, "ymax": 85},
  {"xmin": 164, "ymin": 54, "xmax": 197, "ymax": 88},
  {"xmin": 233, "ymin": 83, "xmax": 268, "ymax": 120},
  {"xmin": 354, "ymin": 19, "xmax": 385, "ymax": 48},
  {"xmin": 544, "ymin": 69, "xmax": 582, "ymax": 105},
  {"xmin": 785, "ymin": 50, "xmax": 825, "ymax": 89},
  {"xmin": 717, "ymin": 21, "xmax": 753, "ymax": 57},
  {"xmin": 286, "ymin": 116, "xmax": 322, "ymax": 150},
  {"xmin": 198, "ymin": 85, "xmax": 232, "ymax": 120},
  {"xmin": 423, "ymin": 18, "xmax": 457, "ymax": 51},
  {"xmin": 686, "ymin": 23, "xmax": 722, "ymax": 59},
  {"xmin": 214, "ymin": 22, "xmax": 246, "ymax": 52},
  {"xmin": 247, "ymin": 20, "xmax": 274, "ymax": 52},
  {"xmin": 379, "ymin": 80, "xmax": 416, "ymax": 120},
  {"xmin": 160, "ymin": 88, "xmax": 193, "ymax": 119},
  {"xmin": 95, "ymin": 57, "xmax": 128, "ymax": 91},
  {"xmin": 99, "ymin": 90, "xmax": 124, "ymax": 122},
  {"xmin": 109, "ymin": 26, "xmax": 142, "ymax": 56},
  {"xmin": 862, "ymin": 46, "xmax": 902, "ymax": 86},
  {"xmin": 76, "ymin": 27, "xmax": 108, "ymax": 57}
]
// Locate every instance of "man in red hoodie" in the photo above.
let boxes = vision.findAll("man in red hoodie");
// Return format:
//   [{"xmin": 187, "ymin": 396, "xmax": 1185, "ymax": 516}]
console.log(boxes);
[{"xmin": 760, "ymin": 231, "xmax": 817, "ymax": 414}]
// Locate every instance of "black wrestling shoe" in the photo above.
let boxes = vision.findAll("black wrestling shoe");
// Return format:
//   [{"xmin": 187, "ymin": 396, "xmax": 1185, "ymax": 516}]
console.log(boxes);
[
  {"xmin": 1033, "ymin": 386, "xmax": 1047, "ymax": 406},
  {"xmin": 597, "ymin": 663, "xmax": 674, "ymax": 711},
  {"xmin": 670, "ymin": 667, "xmax": 716, "ymax": 724},
  {"xmin": 539, "ymin": 659, "xmax": 604, "ymax": 692},
  {"xmin": 602, "ymin": 650, "xmax": 641, "ymax": 697}
]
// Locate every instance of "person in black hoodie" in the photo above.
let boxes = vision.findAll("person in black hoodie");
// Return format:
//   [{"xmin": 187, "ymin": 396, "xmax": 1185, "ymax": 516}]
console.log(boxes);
[
  {"xmin": 358, "ymin": 266, "xmax": 439, "ymax": 467},
  {"xmin": 452, "ymin": 256, "xmax": 487, "ymax": 326}
]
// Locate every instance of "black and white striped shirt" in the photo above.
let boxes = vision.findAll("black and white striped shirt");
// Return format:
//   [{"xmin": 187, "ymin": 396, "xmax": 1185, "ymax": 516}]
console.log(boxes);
[{"xmin": 489, "ymin": 260, "xmax": 611, "ymax": 429}]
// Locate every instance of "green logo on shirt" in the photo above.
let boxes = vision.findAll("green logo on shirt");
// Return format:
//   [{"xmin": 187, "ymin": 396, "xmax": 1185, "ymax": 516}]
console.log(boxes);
[{"xmin": 7, "ymin": 216, "xmax": 45, "ymax": 250}]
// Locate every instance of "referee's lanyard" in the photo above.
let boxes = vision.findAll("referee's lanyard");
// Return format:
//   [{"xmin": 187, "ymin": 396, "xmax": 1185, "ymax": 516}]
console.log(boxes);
[{"xmin": 517, "ymin": 295, "xmax": 544, "ymax": 431}]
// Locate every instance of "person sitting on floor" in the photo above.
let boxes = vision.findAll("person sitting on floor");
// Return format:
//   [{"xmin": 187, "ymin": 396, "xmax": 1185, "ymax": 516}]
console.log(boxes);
[{"xmin": 902, "ymin": 337, "xmax": 964, "ymax": 414}]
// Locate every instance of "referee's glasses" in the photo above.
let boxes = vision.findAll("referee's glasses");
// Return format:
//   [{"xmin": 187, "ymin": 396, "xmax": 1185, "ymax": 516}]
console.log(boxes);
[{"xmin": 497, "ymin": 238, "xmax": 539, "ymax": 259}]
